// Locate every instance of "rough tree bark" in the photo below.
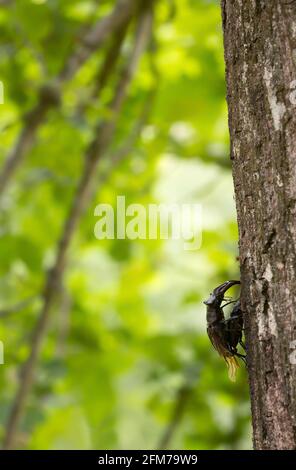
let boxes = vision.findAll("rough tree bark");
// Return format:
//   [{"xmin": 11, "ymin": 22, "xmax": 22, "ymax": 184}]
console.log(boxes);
[{"xmin": 221, "ymin": 0, "xmax": 296, "ymax": 449}]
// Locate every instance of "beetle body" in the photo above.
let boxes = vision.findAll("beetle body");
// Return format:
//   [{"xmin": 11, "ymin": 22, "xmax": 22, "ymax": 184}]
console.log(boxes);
[{"xmin": 204, "ymin": 280, "xmax": 245, "ymax": 381}]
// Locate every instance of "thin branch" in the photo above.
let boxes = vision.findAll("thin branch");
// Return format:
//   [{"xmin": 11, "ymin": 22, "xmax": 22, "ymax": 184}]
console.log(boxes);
[
  {"xmin": 93, "ymin": 21, "xmax": 130, "ymax": 96},
  {"xmin": 0, "ymin": 296, "xmax": 38, "ymax": 319},
  {"xmin": 0, "ymin": 88, "xmax": 59, "ymax": 199},
  {"xmin": 3, "ymin": 2, "xmax": 154, "ymax": 450},
  {"xmin": 158, "ymin": 365, "xmax": 198, "ymax": 450},
  {"xmin": 58, "ymin": 0, "xmax": 137, "ymax": 83},
  {"xmin": 0, "ymin": 0, "xmax": 137, "ymax": 199},
  {"xmin": 55, "ymin": 288, "xmax": 72, "ymax": 358},
  {"xmin": 158, "ymin": 384, "xmax": 191, "ymax": 450},
  {"xmin": 98, "ymin": 86, "xmax": 156, "ymax": 186},
  {"xmin": 75, "ymin": 16, "xmax": 131, "ymax": 118}
]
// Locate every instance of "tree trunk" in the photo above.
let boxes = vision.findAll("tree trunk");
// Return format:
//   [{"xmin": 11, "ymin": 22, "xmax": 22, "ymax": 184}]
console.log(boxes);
[{"xmin": 220, "ymin": 0, "xmax": 296, "ymax": 449}]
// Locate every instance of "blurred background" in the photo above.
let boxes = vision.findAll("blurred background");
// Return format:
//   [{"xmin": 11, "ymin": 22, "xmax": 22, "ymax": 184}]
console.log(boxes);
[{"xmin": 0, "ymin": 0, "xmax": 251, "ymax": 449}]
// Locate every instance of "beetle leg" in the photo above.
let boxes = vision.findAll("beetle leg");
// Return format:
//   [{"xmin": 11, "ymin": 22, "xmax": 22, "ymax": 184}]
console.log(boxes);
[
  {"xmin": 236, "ymin": 353, "xmax": 246, "ymax": 364},
  {"xmin": 221, "ymin": 300, "xmax": 237, "ymax": 309},
  {"xmin": 237, "ymin": 353, "xmax": 246, "ymax": 362},
  {"xmin": 239, "ymin": 340, "xmax": 246, "ymax": 350}
]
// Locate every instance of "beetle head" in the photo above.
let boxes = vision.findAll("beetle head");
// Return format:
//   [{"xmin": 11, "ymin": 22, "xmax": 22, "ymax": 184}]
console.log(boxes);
[{"xmin": 203, "ymin": 280, "xmax": 240, "ymax": 306}]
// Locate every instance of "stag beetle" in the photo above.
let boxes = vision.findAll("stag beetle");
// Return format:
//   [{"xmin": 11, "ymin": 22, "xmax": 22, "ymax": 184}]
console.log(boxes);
[{"xmin": 204, "ymin": 280, "xmax": 245, "ymax": 381}]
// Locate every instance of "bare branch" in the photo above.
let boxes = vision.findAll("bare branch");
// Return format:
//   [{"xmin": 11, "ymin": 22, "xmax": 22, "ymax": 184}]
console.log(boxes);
[
  {"xmin": 98, "ymin": 87, "xmax": 156, "ymax": 187},
  {"xmin": 158, "ymin": 384, "xmax": 191, "ymax": 450},
  {"xmin": 75, "ymin": 17, "xmax": 131, "ymax": 119},
  {"xmin": 93, "ymin": 22, "xmax": 130, "ymax": 95},
  {"xmin": 158, "ymin": 364, "xmax": 198, "ymax": 450},
  {"xmin": 0, "ymin": 0, "xmax": 137, "ymax": 199},
  {"xmin": 55, "ymin": 288, "xmax": 72, "ymax": 358},
  {"xmin": 0, "ymin": 296, "xmax": 38, "ymax": 319},
  {"xmin": 2, "ymin": 3, "xmax": 154, "ymax": 449},
  {"xmin": 0, "ymin": 86, "xmax": 60, "ymax": 200},
  {"xmin": 58, "ymin": 0, "xmax": 137, "ymax": 83}
]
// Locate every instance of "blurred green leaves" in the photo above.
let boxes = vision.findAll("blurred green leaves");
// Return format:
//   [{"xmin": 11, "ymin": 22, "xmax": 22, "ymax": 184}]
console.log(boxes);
[{"xmin": 0, "ymin": 0, "xmax": 250, "ymax": 449}]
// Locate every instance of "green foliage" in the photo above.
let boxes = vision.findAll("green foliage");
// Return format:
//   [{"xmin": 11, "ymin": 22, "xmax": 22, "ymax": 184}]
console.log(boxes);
[{"xmin": 0, "ymin": 0, "xmax": 251, "ymax": 449}]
